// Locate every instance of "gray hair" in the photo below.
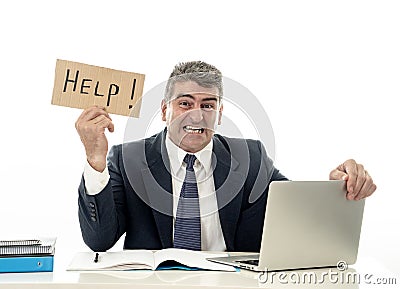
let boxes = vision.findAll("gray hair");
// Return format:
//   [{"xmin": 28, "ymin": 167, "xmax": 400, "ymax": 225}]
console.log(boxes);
[{"xmin": 164, "ymin": 61, "xmax": 223, "ymax": 101}]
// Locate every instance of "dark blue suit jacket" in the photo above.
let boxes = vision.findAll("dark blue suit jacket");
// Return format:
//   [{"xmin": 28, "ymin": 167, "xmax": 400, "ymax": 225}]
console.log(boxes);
[{"xmin": 78, "ymin": 130, "xmax": 287, "ymax": 252}]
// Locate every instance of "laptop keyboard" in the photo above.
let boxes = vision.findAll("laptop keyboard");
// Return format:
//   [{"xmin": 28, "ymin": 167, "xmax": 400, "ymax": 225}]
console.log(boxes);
[{"xmin": 236, "ymin": 259, "xmax": 259, "ymax": 266}]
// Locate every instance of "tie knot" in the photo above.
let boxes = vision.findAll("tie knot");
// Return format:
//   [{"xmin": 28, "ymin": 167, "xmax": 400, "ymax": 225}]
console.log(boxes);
[{"xmin": 184, "ymin": 154, "xmax": 196, "ymax": 170}]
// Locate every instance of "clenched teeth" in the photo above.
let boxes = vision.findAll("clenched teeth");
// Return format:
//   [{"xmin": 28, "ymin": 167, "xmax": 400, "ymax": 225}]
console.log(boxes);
[{"xmin": 183, "ymin": 126, "xmax": 205, "ymax": 134}]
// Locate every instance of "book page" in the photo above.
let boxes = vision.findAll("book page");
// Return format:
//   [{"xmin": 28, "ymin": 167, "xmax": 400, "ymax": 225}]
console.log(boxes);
[
  {"xmin": 68, "ymin": 250, "xmax": 155, "ymax": 271},
  {"xmin": 153, "ymin": 249, "xmax": 235, "ymax": 271}
]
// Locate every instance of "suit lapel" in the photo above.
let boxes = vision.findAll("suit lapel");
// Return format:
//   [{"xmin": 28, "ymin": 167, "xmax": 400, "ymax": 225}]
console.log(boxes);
[
  {"xmin": 141, "ymin": 130, "xmax": 173, "ymax": 248},
  {"xmin": 212, "ymin": 136, "xmax": 246, "ymax": 251}
]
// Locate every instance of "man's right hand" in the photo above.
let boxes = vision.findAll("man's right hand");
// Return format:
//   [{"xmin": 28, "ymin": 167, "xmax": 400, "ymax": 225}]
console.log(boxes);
[{"xmin": 75, "ymin": 106, "xmax": 114, "ymax": 172}]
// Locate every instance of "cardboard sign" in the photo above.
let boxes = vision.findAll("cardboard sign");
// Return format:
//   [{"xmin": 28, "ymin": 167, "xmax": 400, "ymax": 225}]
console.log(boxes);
[{"xmin": 51, "ymin": 59, "xmax": 145, "ymax": 117}]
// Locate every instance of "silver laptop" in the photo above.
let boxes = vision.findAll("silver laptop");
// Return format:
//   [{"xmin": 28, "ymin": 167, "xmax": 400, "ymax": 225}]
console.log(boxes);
[{"xmin": 208, "ymin": 180, "xmax": 365, "ymax": 271}]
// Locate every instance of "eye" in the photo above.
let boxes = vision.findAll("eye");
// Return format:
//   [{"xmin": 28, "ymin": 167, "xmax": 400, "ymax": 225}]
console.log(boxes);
[
  {"xmin": 179, "ymin": 101, "xmax": 192, "ymax": 109},
  {"xmin": 201, "ymin": 103, "xmax": 215, "ymax": 111}
]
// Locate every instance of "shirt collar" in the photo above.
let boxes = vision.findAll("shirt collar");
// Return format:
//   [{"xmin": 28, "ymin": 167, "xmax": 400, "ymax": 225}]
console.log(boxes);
[{"xmin": 165, "ymin": 132, "xmax": 213, "ymax": 175}]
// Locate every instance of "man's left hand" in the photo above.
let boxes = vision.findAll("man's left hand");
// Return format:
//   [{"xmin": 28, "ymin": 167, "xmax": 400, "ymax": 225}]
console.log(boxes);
[{"xmin": 329, "ymin": 159, "xmax": 377, "ymax": 200}]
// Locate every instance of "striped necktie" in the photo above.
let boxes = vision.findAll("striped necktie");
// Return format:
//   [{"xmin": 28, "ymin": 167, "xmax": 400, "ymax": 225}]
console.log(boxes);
[{"xmin": 173, "ymin": 154, "xmax": 201, "ymax": 250}]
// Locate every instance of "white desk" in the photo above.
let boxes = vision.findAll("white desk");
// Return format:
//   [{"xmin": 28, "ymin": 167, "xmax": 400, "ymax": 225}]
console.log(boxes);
[
  {"xmin": 0, "ymin": 269, "xmax": 356, "ymax": 289},
  {"xmin": 0, "ymin": 255, "xmax": 397, "ymax": 289}
]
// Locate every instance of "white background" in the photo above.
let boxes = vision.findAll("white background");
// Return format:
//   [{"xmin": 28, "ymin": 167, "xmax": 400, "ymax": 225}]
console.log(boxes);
[{"xmin": 0, "ymin": 0, "xmax": 398, "ymax": 276}]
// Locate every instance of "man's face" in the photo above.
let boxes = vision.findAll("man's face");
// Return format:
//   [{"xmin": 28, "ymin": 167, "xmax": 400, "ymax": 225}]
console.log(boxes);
[{"xmin": 161, "ymin": 81, "xmax": 223, "ymax": 153}]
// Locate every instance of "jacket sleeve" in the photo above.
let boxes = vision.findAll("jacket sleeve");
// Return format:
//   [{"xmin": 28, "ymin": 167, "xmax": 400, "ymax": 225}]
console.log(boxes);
[{"xmin": 78, "ymin": 145, "xmax": 127, "ymax": 252}]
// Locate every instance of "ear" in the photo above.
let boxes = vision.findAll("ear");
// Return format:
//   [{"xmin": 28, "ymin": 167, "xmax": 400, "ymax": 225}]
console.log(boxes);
[
  {"xmin": 217, "ymin": 103, "xmax": 223, "ymax": 125},
  {"xmin": 161, "ymin": 99, "xmax": 167, "ymax": 121}
]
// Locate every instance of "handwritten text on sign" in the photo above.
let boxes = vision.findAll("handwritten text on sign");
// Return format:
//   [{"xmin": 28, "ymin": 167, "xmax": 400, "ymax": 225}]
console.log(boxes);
[{"xmin": 51, "ymin": 59, "xmax": 145, "ymax": 117}]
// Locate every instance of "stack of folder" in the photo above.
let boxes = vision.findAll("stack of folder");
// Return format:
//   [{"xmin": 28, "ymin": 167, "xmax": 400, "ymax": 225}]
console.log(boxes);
[{"xmin": 0, "ymin": 238, "xmax": 56, "ymax": 273}]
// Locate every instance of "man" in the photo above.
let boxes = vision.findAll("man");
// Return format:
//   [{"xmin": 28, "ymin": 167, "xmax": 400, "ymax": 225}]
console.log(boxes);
[{"xmin": 75, "ymin": 61, "xmax": 376, "ymax": 252}]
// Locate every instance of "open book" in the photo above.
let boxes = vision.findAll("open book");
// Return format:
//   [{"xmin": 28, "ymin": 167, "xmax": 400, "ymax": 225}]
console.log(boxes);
[{"xmin": 68, "ymin": 248, "xmax": 236, "ymax": 271}]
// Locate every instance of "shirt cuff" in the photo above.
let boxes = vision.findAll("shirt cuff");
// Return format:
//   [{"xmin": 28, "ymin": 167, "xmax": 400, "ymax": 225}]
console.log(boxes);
[{"xmin": 83, "ymin": 160, "xmax": 110, "ymax": 195}]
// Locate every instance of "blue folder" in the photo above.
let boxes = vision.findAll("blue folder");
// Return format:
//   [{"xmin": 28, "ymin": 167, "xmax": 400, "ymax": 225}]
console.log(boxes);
[{"xmin": 0, "ymin": 255, "xmax": 54, "ymax": 273}]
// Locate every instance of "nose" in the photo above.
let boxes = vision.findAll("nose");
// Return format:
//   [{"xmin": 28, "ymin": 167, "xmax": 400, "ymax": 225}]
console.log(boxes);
[{"xmin": 188, "ymin": 107, "xmax": 203, "ymax": 123}]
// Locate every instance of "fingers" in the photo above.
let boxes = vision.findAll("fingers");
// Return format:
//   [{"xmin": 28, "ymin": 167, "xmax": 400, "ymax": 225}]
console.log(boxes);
[
  {"xmin": 345, "ymin": 162, "xmax": 363, "ymax": 198},
  {"xmin": 77, "ymin": 105, "xmax": 112, "ymax": 123},
  {"xmin": 76, "ymin": 105, "xmax": 99, "ymax": 125},
  {"xmin": 76, "ymin": 106, "xmax": 114, "ymax": 133},
  {"xmin": 92, "ymin": 114, "xmax": 114, "ymax": 133},
  {"xmin": 75, "ymin": 106, "xmax": 113, "ymax": 172},
  {"xmin": 353, "ymin": 170, "xmax": 377, "ymax": 200},
  {"xmin": 331, "ymin": 159, "xmax": 377, "ymax": 201},
  {"xmin": 342, "ymin": 160, "xmax": 358, "ymax": 196},
  {"xmin": 345, "ymin": 161, "xmax": 368, "ymax": 200},
  {"xmin": 351, "ymin": 163, "xmax": 366, "ymax": 199}
]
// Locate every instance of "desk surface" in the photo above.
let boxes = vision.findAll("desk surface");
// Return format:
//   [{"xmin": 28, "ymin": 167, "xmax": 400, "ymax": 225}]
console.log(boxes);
[{"xmin": 0, "ymin": 255, "xmax": 397, "ymax": 289}]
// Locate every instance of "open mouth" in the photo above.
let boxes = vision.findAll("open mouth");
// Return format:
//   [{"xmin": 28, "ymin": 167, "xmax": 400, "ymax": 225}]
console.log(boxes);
[{"xmin": 183, "ymin": 125, "xmax": 205, "ymax": 134}]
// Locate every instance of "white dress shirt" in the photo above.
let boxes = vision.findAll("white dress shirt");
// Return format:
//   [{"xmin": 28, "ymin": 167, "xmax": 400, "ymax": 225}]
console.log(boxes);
[
  {"xmin": 165, "ymin": 135, "xmax": 226, "ymax": 251},
  {"xmin": 84, "ymin": 136, "xmax": 227, "ymax": 251}
]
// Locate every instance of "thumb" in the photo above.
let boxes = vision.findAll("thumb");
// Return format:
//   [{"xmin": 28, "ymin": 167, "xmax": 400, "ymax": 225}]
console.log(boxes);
[
  {"xmin": 330, "ymin": 169, "xmax": 348, "ymax": 181},
  {"xmin": 107, "ymin": 122, "xmax": 115, "ymax": 133}
]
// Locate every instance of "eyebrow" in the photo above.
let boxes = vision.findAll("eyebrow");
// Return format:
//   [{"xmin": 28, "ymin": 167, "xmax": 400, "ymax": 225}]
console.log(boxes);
[{"xmin": 176, "ymin": 93, "xmax": 219, "ymax": 102}]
